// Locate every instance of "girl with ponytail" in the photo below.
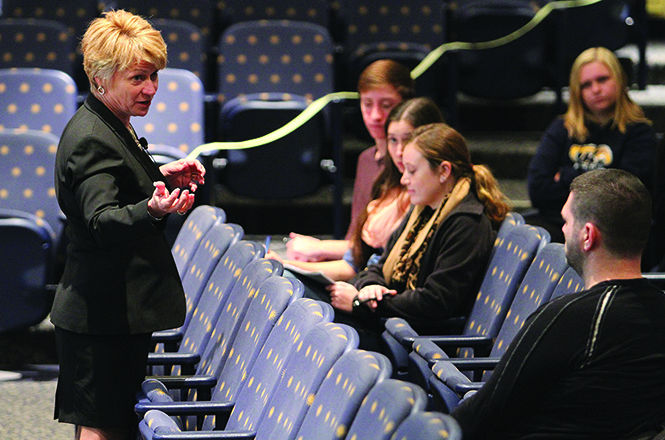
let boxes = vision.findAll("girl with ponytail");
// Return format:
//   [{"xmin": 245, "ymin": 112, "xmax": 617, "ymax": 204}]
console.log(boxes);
[{"xmin": 330, "ymin": 123, "xmax": 510, "ymax": 349}]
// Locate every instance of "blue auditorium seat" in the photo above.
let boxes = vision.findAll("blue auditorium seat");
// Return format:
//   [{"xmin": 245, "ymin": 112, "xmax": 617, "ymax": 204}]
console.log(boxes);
[
  {"xmin": 131, "ymin": 68, "xmax": 205, "ymax": 155},
  {"xmin": 294, "ymin": 349, "xmax": 392, "ymax": 440},
  {"xmin": 215, "ymin": 19, "xmax": 337, "ymax": 199},
  {"xmin": 0, "ymin": 129, "xmax": 64, "ymax": 244},
  {"xmin": 0, "ymin": 19, "xmax": 74, "ymax": 76},
  {"xmin": 391, "ymin": 410, "xmax": 463, "ymax": 440},
  {"xmin": 138, "ymin": 320, "xmax": 357, "ymax": 439},
  {"xmin": 136, "ymin": 297, "xmax": 333, "ymax": 431},
  {"xmin": 0, "ymin": 68, "xmax": 77, "ymax": 137},
  {"xmin": 381, "ymin": 218, "xmax": 545, "ymax": 378},
  {"xmin": 344, "ymin": 379, "xmax": 428, "ymax": 440},
  {"xmin": 170, "ymin": 205, "xmax": 226, "ymax": 279},
  {"xmin": 147, "ymin": 244, "xmax": 270, "ymax": 377},
  {"xmin": 411, "ymin": 242, "xmax": 569, "ymax": 400},
  {"xmin": 0, "ymin": 208, "xmax": 55, "ymax": 332}
]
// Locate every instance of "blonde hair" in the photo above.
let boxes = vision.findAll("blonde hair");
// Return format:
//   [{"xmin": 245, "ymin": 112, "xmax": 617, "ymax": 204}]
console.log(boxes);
[
  {"xmin": 409, "ymin": 123, "xmax": 510, "ymax": 223},
  {"xmin": 81, "ymin": 9, "xmax": 167, "ymax": 92},
  {"xmin": 564, "ymin": 47, "xmax": 649, "ymax": 141}
]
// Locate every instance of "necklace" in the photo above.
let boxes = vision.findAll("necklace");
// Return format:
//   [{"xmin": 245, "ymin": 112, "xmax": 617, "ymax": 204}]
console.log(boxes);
[
  {"xmin": 127, "ymin": 124, "xmax": 143, "ymax": 150},
  {"xmin": 127, "ymin": 124, "xmax": 158, "ymax": 166}
]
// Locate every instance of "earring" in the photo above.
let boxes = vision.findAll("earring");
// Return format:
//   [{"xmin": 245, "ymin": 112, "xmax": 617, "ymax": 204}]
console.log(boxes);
[{"xmin": 97, "ymin": 85, "xmax": 105, "ymax": 95}]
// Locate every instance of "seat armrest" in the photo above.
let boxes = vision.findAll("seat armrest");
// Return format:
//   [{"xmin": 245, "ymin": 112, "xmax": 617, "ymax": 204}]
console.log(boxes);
[
  {"xmin": 152, "ymin": 329, "xmax": 184, "ymax": 344},
  {"xmin": 447, "ymin": 357, "xmax": 501, "ymax": 370},
  {"xmin": 135, "ymin": 399, "xmax": 234, "ymax": 418},
  {"xmin": 411, "ymin": 335, "xmax": 493, "ymax": 350},
  {"xmin": 147, "ymin": 352, "xmax": 200, "ymax": 366},
  {"xmin": 146, "ymin": 374, "xmax": 217, "ymax": 391}
]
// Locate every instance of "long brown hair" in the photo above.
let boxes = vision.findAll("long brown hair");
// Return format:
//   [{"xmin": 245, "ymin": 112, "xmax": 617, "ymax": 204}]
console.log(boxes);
[
  {"xmin": 350, "ymin": 97, "xmax": 444, "ymax": 267},
  {"xmin": 564, "ymin": 47, "xmax": 650, "ymax": 141},
  {"xmin": 409, "ymin": 123, "xmax": 510, "ymax": 224}
]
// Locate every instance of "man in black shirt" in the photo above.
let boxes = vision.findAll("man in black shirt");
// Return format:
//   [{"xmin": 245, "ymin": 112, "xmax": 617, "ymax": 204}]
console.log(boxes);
[{"xmin": 453, "ymin": 169, "xmax": 665, "ymax": 439}]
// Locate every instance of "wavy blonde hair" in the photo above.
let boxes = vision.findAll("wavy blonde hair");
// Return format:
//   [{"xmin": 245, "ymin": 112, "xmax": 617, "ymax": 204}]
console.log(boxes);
[
  {"xmin": 81, "ymin": 9, "xmax": 167, "ymax": 92},
  {"xmin": 564, "ymin": 47, "xmax": 649, "ymax": 141},
  {"xmin": 409, "ymin": 123, "xmax": 510, "ymax": 224}
]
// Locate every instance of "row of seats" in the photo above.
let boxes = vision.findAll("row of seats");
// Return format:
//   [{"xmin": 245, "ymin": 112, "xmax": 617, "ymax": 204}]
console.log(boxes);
[
  {"xmin": 0, "ymin": 0, "xmax": 648, "ymax": 97},
  {"xmin": 378, "ymin": 212, "xmax": 587, "ymax": 413},
  {"xmin": 134, "ymin": 204, "xmax": 462, "ymax": 439},
  {"xmin": 0, "ymin": 64, "xmax": 341, "ymax": 205}
]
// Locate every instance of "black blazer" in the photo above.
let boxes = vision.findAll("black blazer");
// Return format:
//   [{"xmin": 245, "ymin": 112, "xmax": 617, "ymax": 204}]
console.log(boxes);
[{"xmin": 51, "ymin": 95, "xmax": 185, "ymax": 335}]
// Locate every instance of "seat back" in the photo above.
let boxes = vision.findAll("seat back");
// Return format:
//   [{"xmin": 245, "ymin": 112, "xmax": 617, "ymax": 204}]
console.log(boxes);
[
  {"xmin": 220, "ymin": 0, "xmax": 330, "ymax": 27},
  {"xmin": 0, "ymin": 129, "xmax": 63, "ymax": 241},
  {"xmin": 116, "ymin": 0, "xmax": 217, "ymax": 48},
  {"xmin": 194, "ymin": 258, "xmax": 283, "ymax": 378},
  {"xmin": 225, "ymin": 321, "xmax": 356, "ymax": 436},
  {"xmin": 173, "ymin": 242, "xmax": 268, "ymax": 376},
  {"xmin": 489, "ymin": 242, "xmax": 568, "ymax": 360},
  {"xmin": 202, "ymin": 297, "xmax": 334, "ymax": 430},
  {"xmin": 205, "ymin": 277, "xmax": 305, "ymax": 405},
  {"xmin": 344, "ymin": 379, "xmax": 428, "ymax": 440},
  {"xmin": 171, "ymin": 205, "xmax": 226, "ymax": 278},
  {"xmin": 554, "ymin": 0, "xmax": 634, "ymax": 77},
  {"xmin": 218, "ymin": 20, "xmax": 334, "ymax": 102},
  {"xmin": 391, "ymin": 411, "xmax": 463, "ymax": 440},
  {"xmin": 489, "ymin": 211, "xmax": 525, "ymax": 261},
  {"xmin": 216, "ymin": 20, "xmax": 335, "ymax": 198},
  {"xmin": 295, "ymin": 349, "xmax": 392, "ymax": 440},
  {"xmin": 380, "ymin": 212, "xmax": 529, "ymax": 377},
  {"xmin": 252, "ymin": 322, "xmax": 359, "ymax": 440},
  {"xmin": 2, "ymin": 0, "xmax": 100, "ymax": 88},
  {"xmin": 150, "ymin": 19, "xmax": 207, "ymax": 88},
  {"xmin": 457, "ymin": 224, "xmax": 549, "ymax": 358},
  {"xmin": 2, "ymin": 0, "xmax": 99, "ymax": 39},
  {"xmin": 0, "ymin": 68, "xmax": 77, "ymax": 137},
  {"xmin": 450, "ymin": 0, "xmax": 552, "ymax": 100},
  {"xmin": 131, "ymin": 68, "xmax": 205, "ymax": 155},
  {"xmin": 0, "ymin": 18, "xmax": 74, "ymax": 75},
  {"xmin": 180, "ymin": 222, "xmax": 243, "ymax": 330},
  {"xmin": 341, "ymin": 0, "xmax": 445, "ymax": 96},
  {"xmin": 0, "ymin": 210, "xmax": 54, "ymax": 332},
  {"xmin": 550, "ymin": 266, "xmax": 585, "ymax": 300},
  {"xmin": 219, "ymin": 95, "xmax": 330, "ymax": 198}
]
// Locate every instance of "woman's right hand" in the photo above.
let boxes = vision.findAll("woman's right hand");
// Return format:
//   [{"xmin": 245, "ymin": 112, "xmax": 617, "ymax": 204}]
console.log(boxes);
[
  {"xmin": 147, "ymin": 181, "xmax": 194, "ymax": 218},
  {"xmin": 286, "ymin": 232, "xmax": 324, "ymax": 262}
]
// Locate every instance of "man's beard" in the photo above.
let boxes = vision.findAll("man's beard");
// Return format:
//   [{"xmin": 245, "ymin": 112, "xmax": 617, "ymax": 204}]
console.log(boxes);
[{"xmin": 565, "ymin": 240, "xmax": 584, "ymax": 279}]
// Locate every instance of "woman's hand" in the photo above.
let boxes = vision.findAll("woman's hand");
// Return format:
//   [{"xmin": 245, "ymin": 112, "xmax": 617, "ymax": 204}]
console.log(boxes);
[
  {"xmin": 159, "ymin": 159, "xmax": 206, "ymax": 192},
  {"xmin": 147, "ymin": 181, "xmax": 195, "ymax": 218},
  {"xmin": 265, "ymin": 250, "xmax": 284, "ymax": 264},
  {"xmin": 286, "ymin": 232, "xmax": 324, "ymax": 262},
  {"xmin": 357, "ymin": 285, "xmax": 397, "ymax": 310},
  {"xmin": 328, "ymin": 282, "xmax": 358, "ymax": 312}
]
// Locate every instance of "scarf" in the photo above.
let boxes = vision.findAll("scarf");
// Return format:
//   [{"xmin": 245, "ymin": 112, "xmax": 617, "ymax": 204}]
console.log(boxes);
[{"xmin": 382, "ymin": 177, "xmax": 471, "ymax": 290}]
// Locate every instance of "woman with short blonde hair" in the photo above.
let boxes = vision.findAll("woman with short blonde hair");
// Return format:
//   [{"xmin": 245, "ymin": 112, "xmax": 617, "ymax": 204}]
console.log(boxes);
[{"xmin": 52, "ymin": 10, "xmax": 204, "ymax": 440}]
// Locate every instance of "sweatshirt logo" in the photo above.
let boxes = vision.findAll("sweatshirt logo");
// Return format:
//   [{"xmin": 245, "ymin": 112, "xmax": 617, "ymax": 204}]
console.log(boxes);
[{"xmin": 569, "ymin": 144, "xmax": 613, "ymax": 171}]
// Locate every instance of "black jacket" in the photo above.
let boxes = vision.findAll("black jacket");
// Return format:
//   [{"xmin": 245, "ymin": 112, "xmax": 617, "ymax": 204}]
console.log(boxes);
[
  {"xmin": 51, "ymin": 94, "xmax": 185, "ymax": 335},
  {"xmin": 352, "ymin": 192, "xmax": 495, "ymax": 334}
]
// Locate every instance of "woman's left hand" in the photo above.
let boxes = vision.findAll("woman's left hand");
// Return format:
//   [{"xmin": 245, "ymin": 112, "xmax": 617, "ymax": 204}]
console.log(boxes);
[
  {"xmin": 328, "ymin": 282, "xmax": 358, "ymax": 313},
  {"xmin": 357, "ymin": 285, "xmax": 397, "ymax": 310},
  {"xmin": 147, "ymin": 181, "xmax": 195, "ymax": 218},
  {"xmin": 160, "ymin": 159, "xmax": 206, "ymax": 192}
]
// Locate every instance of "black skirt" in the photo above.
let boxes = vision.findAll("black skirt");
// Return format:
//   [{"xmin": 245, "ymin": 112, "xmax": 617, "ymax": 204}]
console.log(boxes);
[{"xmin": 54, "ymin": 327, "xmax": 152, "ymax": 429}]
